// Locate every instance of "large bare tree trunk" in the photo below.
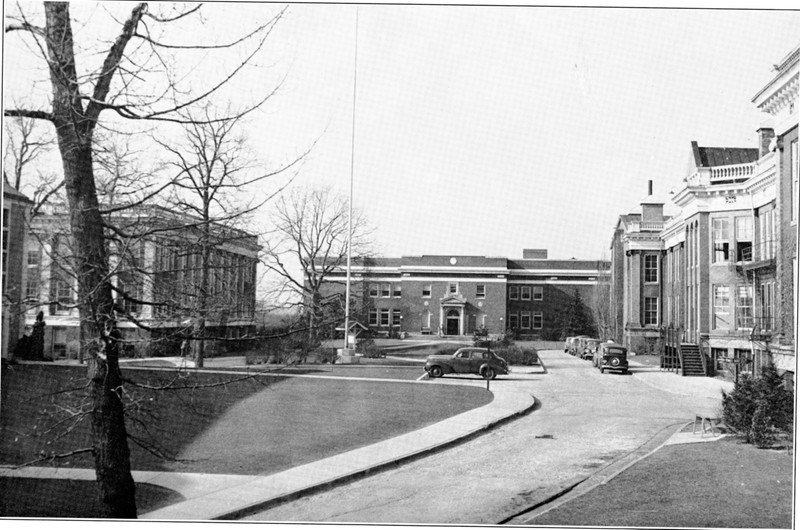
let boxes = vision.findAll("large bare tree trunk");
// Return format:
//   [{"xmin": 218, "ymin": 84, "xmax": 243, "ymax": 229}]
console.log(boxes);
[{"xmin": 44, "ymin": 3, "xmax": 137, "ymax": 517}]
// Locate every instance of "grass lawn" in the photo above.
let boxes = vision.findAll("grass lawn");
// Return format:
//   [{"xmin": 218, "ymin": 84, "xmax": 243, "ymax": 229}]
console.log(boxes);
[
  {"xmin": 1, "ymin": 363, "xmax": 491, "ymax": 476},
  {"xmin": 530, "ymin": 436, "xmax": 793, "ymax": 529}
]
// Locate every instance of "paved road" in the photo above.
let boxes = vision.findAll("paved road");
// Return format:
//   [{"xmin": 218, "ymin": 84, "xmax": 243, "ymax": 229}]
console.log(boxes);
[{"xmin": 243, "ymin": 350, "xmax": 714, "ymax": 524}]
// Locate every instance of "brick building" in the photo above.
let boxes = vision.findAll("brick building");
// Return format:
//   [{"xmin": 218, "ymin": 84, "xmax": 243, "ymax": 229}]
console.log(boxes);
[
  {"xmin": 2, "ymin": 183, "xmax": 33, "ymax": 359},
  {"xmin": 319, "ymin": 250, "xmax": 607, "ymax": 340},
  {"xmin": 609, "ymin": 42, "xmax": 797, "ymax": 382}
]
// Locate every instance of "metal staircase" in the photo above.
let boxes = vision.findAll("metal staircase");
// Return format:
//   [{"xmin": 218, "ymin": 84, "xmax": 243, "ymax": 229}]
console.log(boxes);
[{"xmin": 679, "ymin": 343, "xmax": 707, "ymax": 376}]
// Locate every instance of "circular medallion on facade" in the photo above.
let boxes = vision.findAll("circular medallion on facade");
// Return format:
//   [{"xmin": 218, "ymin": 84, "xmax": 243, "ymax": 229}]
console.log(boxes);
[
  {"xmin": 424, "ymin": 301, "xmax": 429, "ymax": 307},
  {"xmin": 478, "ymin": 302, "xmax": 483, "ymax": 308},
  {"xmin": 450, "ymin": 257, "xmax": 457, "ymax": 265}
]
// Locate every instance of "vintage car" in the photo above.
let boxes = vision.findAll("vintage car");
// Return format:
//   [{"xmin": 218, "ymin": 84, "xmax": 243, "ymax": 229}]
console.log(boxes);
[
  {"xmin": 424, "ymin": 347, "xmax": 509, "ymax": 380},
  {"xmin": 593, "ymin": 342, "xmax": 629, "ymax": 374},
  {"xmin": 563, "ymin": 336, "xmax": 575, "ymax": 353},
  {"xmin": 580, "ymin": 338, "xmax": 602, "ymax": 360},
  {"xmin": 567, "ymin": 335, "xmax": 588, "ymax": 356}
]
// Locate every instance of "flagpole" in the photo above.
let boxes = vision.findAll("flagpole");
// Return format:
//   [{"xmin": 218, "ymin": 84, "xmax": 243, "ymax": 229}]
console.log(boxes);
[{"xmin": 342, "ymin": 7, "xmax": 359, "ymax": 360}]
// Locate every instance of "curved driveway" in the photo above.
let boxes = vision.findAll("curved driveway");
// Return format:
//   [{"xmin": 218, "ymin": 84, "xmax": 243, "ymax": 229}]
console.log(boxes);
[{"xmin": 244, "ymin": 349, "xmax": 718, "ymax": 524}]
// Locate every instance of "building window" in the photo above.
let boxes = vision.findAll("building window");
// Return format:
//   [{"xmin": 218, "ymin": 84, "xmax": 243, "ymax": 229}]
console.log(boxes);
[
  {"xmin": 533, "ymin": 312, "xmax": 543, "ymax": 329},
  {"xmin": 520, "ymin": 311, "xmax": 531, "ymax": 329},
  {"xmin": 422, "ymin": 284, "xmax": 431, "ymax": 298},
  {"xmin": 735, "ymin": 217, "xmax": 753, "ymax": 262},
  {"xmin": 368, "ymin": 308, "xmax": 378, "ymax": 326},
  {"xmin": 508, "ymin": 312, "xmax": 519, "ymax": 329},
  {"xmin": 736, "ymin": 285, "xmax": 754, "ymax": 329},
  {"xmin": 508, "ymin": 285, "xmax": 519, "ymax": 300},
  {"xmin": 644, "ymin": 254, "xmax": 658, "ymax": 283},
  {"xmin": 533, "ymin": 286, "xmax": 543, "ymax": 301},
  {"xmin": 55, "ymin": 277, "xmax": 73, "ymax": 307},
  {"xmin": 380, "ymin": 308, "xmax": 390, "ymax": 326},
  {"xmin": 392, "ymin": 309, "xmax": 401, "ymax": 326},
  {"xmin": 393, "ymin": 284, "xmax": 402, "ymax": 297},
  {"xmin": 521, "ymin": 286, "xmax": 531, "ymax": 300},
  {"xmin": 759, "ymin": 282, "xmax": 774, "ymax": 331},
  {"xmin": 759, "ymin": 208, "xmax": 776, "ymax": 260},
  {"xmin": 369, "ymin": 284, "xmax": 378, "ymax": 297},
  {"xmin": 448, "ymin": 282, "xmax": 458, "ymax": 294},
  {"xmin": 792, "ymin": 139, "xmax": 798, "ymax": 224},
  {"xmin": 712, "ymin": 218, "xmax": 730, "ymax": 263},
  {"xmin": 713, "ymin": 285, "xmax": 730, "ymax": 330},
  {"xmin": 380, "ymin": 283, "xmax": 391, "ymax": 297},
  {"xmin": 644, "ymin": 297, "xmax": 658, "ymax": 326},
  {"xmin": 476, "ymin": 284, "xmax": 485, "ymax": 299}
]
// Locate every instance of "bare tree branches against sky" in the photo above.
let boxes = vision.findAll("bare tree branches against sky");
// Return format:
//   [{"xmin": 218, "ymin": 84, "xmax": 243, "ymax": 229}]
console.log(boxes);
[{"xmin": 5, "ymin": 3, "xmax": 799, "ymax": 265}]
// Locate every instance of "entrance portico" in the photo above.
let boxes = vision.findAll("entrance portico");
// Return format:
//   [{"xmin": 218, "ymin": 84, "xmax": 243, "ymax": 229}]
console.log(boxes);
[{"xmin": 439, "ymin": 293, "xmax": 467, "ymax": 336}]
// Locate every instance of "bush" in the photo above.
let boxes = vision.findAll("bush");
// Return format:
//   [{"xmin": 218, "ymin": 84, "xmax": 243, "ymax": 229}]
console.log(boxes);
[
  {"xmin": 493, "ymin": 345, "xmax": 538, "ymax": 366},
  {"xmin": 722, "ymin": 363, "xmax": 793, "ymax": 447}
]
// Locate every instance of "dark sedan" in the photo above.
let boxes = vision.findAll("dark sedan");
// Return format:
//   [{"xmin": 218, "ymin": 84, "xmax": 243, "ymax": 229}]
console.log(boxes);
[{"xmin": 424, "ymin": 347, "xmax": 509, "ymax": 380}]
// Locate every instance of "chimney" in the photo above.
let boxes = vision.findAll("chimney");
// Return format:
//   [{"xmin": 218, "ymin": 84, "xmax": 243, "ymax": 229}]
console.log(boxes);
[
  {"xmin": 648, "ymin": 180, "xmax": 653, "ymax": 196},
  {"xmin": 758, "ymin": 127, "xmax": 775, "ymax": 157},
  {"xmin": 523, "ymin": 249, "xmax": 548, "ymax": 260}
]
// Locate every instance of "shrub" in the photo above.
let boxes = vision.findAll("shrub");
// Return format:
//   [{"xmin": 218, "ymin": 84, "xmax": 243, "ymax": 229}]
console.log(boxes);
[
  {"xmin": 493, "ymin": 345, "xmax": 538, "ymax": 365},
  {"xmin": 722, "ymin": 363, "xmax": 793, "ymax": 447}
]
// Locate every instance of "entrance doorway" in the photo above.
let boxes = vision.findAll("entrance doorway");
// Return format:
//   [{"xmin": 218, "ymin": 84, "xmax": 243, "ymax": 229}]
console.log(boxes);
[{"xmin": 446, "ymin": 309, "xmax": 460, "ymax": 335}]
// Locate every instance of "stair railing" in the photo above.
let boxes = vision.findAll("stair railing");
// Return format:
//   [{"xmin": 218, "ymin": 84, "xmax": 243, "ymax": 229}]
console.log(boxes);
[
  {"xmin": 677, "ymin": 342, "xmax": 685, "ymax": 377},
  {"xmin": 699, "ymin": 344, "xmax": 707, "ymax": 376}
]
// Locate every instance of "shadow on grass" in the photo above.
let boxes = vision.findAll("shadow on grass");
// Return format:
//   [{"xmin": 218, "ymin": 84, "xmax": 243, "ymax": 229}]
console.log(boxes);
[{"xmin": 0, "ymin": 477, "xmax": 184, "ymax": 518}]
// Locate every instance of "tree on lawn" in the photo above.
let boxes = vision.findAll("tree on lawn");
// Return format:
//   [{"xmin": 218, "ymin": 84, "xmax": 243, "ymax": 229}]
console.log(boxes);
[
  {"xmin": 262, "ymin": 185, "xmax": 373, "ymax": 346},
  {"xmin": 4, "ymin": 2, "xmax": 287, "ymax": 517},
  {"xmin": 155, "ymin": 106, "xmax": 306, "ymax": 367},
  {"xmin": 588, "ymin": 258, "xmax": 613, "ymax": 340}
]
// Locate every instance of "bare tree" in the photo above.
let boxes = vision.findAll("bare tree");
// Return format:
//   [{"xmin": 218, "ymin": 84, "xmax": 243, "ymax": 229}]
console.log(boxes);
[
  {"xmin": 154, "ymin": 106, "xmax": 304, "ymax": 367},
  {"xmin": 4, "ymin": 2, "xmax": 287, "ymax": 517},
  {"xmin": 589, "ymin": 257, "xmax": 613, "ymax": 340},
  {"xmin": 262, "ymin": 185, "xmax": 373, "ymax": 345},
  {"xmin": 3, "ymin": 116, "xmax": 52, "ymax": 190}
]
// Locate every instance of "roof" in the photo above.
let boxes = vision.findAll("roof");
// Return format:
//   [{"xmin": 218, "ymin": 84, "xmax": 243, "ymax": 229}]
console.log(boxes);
[
  {"xmin": 2, "ymin": 181, "xmax": 32, "ymax": 203},
  {"xmin": 507, "ymin": 259, "xmax": 604, "ymax": 271},
  {"xmin": 690, "ymin": 141, "xmax": 759, "ymax": 168}
]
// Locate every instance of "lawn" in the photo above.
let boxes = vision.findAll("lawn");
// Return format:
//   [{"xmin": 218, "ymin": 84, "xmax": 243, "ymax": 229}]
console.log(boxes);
[
  {"xmin": 530, "ymin": 436, "xmax": 793, "ymax": 529},
  {"xmin": 1, "ymin": 363, "xmax": 492, "ymax": 476}
]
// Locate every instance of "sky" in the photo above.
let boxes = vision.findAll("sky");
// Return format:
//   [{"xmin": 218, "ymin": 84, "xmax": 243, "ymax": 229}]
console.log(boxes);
[
  {"xmin": 240, "ymin": 3, "xmax": 800, "ymax": 261},
  {"xmin": 3, "ymin": 2, "xmax": 800, "ymax": 268}
]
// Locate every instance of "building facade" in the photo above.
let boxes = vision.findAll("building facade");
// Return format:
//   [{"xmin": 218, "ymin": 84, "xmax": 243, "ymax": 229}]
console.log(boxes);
[
  {"xmin": 610, "ymin": 43, "xmax": 798, "ymax": 382},
  {"xmin": 319, "ymin": 250, "xmax": 608, "ymax": 341},
  {"xmin": 21, "ymin": 205, "xmax": 260, "ymax": 358},
  {"xmin": 2, "ymin": 183, "xmax": 33, "ymax": 360}
]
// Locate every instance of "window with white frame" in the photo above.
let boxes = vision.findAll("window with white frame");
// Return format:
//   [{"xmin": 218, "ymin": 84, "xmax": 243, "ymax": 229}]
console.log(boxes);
[
  {"xmin": 508, "ymin": 285, "xmax": 519, "ymax": 300},
  {"xmin": 736, "ymin": 285, "xmax": 754, "ymax": 329},
  {"xmin": 521, "ymin": 286, "xmax": 531, "ymax": 300},
  {"xmin": 55, "ymin": 276, "xmax": 73, "ymax": 309},
  {"xmin": 422, "ymin": 284, "xmax": 431, "ymax": 298},
  {"xmin": 393, "ymin": 284, "xmax": 402, "ymax": 297},
  {"xmin": 759, "ymin": 208, "xmax": 776, "ymax": 260},
  {"xmin": 392, "ymin": 309, "xmax": 401, "ymax": 326},
  {"xmin": 735, "ymin": 216, "xmax": 753, "ymax": 262},
  {"xmin": 712, "ymin": 218, "xmax": 730, "ymax": 263},
  {"xmin": 532, "ymin": 311, "xmax": 543, "ymax": 329},
  {"xmin": 368, "ymin": 308, "xmax": 378, "ymax": 326},
  {"xmin": 448, "ymin": 282, "xmax": 458, "ymax": 294},
  {"xmin": 533, "ymin": 286, "xmax": 543, "ymax": 301},
  {"xmin": 508, "ymin": 312, "xmax": 519, "ymax": 329},
  {"xmin": 759, "ymin": 282, "xmax": 774, "ymax": 331},
  {"xmin": 369, "ymin": 284, "xmax": 378, "ymax": 297},
  {"xmin": 520, "ymin": 311, "xmax": 531, "ymax": 329},
  {"xmin": 380, "ymin": 283, "xmax": 391, "ymax": 297},
  {"xmin": 380, "ymin": 308, "xmax": 390, "ymax": 326},
  {"xmin": 476, "ymin": 284, "xmax": 485, "ymax": 299},
  {"xmin": 713, "ymin": 284, "xmax": 730, "ymax": 329},
  {"xmin": 644, "ymin": 297, "xmax": 658, "ymax": 326},
  {"xmin": 644, "ymin": 254, "xmax": 658, "ymax": 283}
]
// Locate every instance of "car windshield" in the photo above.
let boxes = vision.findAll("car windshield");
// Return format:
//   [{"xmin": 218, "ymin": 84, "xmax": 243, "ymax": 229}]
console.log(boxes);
[{"xmin": 605, "ymin": 348, "xmax": 626, "ymax": 355}]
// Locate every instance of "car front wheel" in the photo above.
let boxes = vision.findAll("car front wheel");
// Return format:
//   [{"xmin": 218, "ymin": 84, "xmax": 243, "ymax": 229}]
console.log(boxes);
[
  {"xmin": 429, "ymin": 366, "xmax": 443, "ymax": 378},
  {"xmin": 481, "ymin": 366, "xmax": 496, "ymax": 380}
]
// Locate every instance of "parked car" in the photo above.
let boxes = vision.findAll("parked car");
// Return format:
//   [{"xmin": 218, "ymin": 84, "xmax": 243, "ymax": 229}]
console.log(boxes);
[
  {"xmin": 593, "ymin": 342, "xmax": 629, "ymax": 374},
  {"xmin": 563, "ymin": 336, "xmax": 575, "ymax": 353},
  {"xmin": 580, "ymin": 338, "xmax": 601, "ymax": 360},
  {"xmin": 424, "ymin": 347, "xmax": 509, "ymax": 380},
  {"xmin": 568, "ymin": 336, "xmax": 588, "ymax": 356}
]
